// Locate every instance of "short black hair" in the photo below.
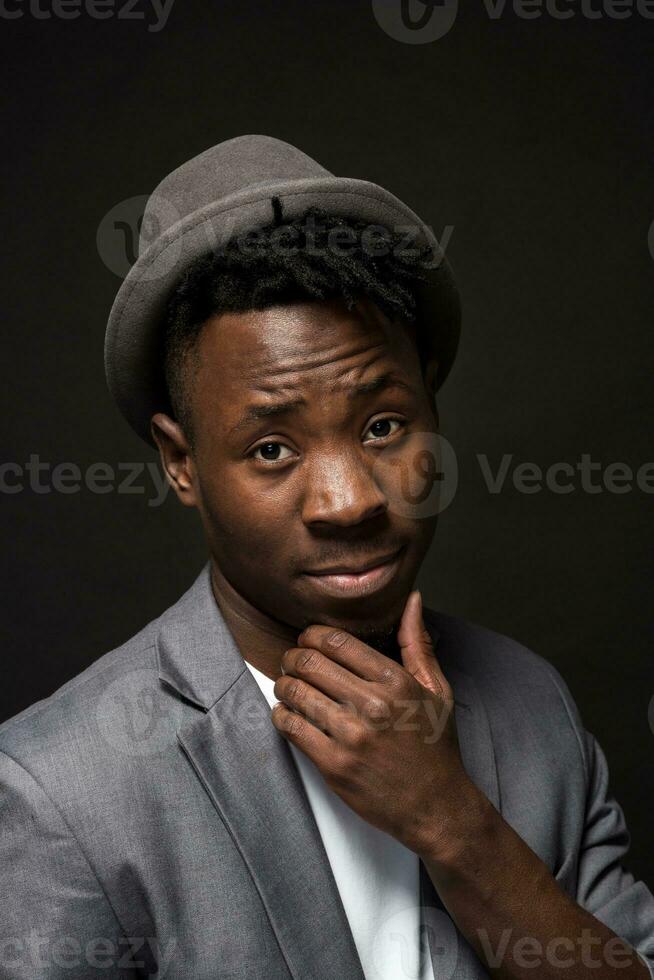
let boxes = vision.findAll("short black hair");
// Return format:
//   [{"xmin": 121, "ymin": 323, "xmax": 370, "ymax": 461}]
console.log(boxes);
[{"xmin": 161, "ymin": 201, "xmax": 437, "ymax": 448}]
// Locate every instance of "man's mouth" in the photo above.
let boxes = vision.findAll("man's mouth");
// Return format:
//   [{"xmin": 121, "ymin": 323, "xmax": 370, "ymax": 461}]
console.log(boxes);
[{"xmin": 301, "ymin": 547, "xmax": 405, "ymax": 598}]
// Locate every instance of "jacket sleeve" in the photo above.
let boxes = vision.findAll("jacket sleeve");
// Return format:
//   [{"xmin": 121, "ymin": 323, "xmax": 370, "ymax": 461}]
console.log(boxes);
[
  {"xmin": 545, "ymin": 667, "xmax": 654, "ymax": 978},
  {"xmin": 574, "ymin": 730, "xmax": 654, "ymax": 978},
  {"xmin": 0, "ymin": 750, "xmax": 133, "ymax": 979}
]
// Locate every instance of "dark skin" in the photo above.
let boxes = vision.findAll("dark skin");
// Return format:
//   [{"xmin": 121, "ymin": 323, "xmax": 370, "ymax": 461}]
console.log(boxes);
[{"xmin": 152, "ymin": 297, "xmax": 648, "ymax": 979}]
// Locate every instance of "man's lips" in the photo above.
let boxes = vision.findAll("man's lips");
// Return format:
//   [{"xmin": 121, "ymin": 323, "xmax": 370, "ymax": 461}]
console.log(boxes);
[{"xmin": 301, "ymin": 547, "xmax": 405, "ymax": 598}]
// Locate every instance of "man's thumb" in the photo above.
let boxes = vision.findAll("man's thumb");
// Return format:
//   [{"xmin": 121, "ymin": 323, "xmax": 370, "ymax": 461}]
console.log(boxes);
[{"xmin": 397, "ymin": 590, "xmax": 444, "ymax": 695}]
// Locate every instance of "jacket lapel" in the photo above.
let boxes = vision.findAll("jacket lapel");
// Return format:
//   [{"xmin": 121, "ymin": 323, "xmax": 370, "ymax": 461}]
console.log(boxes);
[
  {"xmin": 419, "ymin": 614, "xmax": 501, "ymax": 979},
  {"xmin": 156, "ymin": 562, "xmax": 365, "ymax": 980}
]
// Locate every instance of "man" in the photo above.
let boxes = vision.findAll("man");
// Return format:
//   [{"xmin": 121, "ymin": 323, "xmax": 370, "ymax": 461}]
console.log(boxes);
[{"xmin": 1, "ymin": 135, "xmax": 652, "ymax": 979}]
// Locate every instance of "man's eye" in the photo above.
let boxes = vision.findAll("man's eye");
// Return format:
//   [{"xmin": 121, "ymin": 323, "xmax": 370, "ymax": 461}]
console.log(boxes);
[
  {"xmin": 363, "ymin": 418, "xmax": 404, "ymax": 443},
  {"xmin": 251, "ymin": 441, "xmax": 295, "ymax": 463},
  {"xmin": 250, "ymin": 420, "xmax": 404, "ymax": 461}
]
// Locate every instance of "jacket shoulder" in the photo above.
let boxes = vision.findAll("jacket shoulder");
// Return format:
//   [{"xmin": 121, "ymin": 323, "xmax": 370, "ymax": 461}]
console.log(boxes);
[
  {"xmin": 424, "ymin": 605, "xmax": 561, "ymax": 680},
  {"xmin": 424, "ymin": 607, "xmax": 586, "ymax": 749},
  {"xmin": 0, "ymin": 609, "xmax": 163, "ymax": 765}
]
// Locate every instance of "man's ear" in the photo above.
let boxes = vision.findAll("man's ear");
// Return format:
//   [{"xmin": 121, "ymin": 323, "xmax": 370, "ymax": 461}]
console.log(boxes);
[{"xmin": 150, "ymin": 412, "xmax": 199, "ymax": 508}]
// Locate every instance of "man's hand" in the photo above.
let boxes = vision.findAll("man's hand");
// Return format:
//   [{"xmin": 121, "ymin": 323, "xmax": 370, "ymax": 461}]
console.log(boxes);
[
  {"xmin": 270, "ymin": 591, "xmax": 651, "ymax": 979},
  {"xmin": 270, "ymin": 589, "xmax": 481, "ymax": 856}
]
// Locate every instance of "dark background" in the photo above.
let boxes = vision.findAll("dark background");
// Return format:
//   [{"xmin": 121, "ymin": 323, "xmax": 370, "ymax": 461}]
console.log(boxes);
[{"xmin": 1, "ymin": 0, "xmax": 652, "ymax": 886}]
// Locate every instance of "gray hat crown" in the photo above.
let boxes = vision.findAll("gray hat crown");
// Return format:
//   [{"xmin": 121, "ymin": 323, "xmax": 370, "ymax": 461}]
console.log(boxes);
[{"xmin": 139, "ymin": 135, "xmax": 333, "ymax": 255}]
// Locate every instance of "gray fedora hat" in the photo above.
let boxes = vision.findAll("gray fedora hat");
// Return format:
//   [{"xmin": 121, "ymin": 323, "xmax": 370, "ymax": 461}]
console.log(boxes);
[{"xmin": 104, "ymin": 134, "xmax": 461, "ymax": 447}]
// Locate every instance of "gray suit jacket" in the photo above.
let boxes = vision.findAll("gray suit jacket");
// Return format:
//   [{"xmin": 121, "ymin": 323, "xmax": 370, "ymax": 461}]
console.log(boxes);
[{"xmin": 1, "ymin": 561, "xmax": 653, "ymax": 979}]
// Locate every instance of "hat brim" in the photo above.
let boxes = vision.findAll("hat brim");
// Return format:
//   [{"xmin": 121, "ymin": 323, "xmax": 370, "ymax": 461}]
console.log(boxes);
[{"xmin": 104, "ymin": 175, "xmax": 461, "ymax": 447}]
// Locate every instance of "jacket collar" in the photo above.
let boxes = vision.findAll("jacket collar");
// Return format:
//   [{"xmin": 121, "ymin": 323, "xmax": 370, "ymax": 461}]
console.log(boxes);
[
  {"xmin": 156, "ymin": 560, "xmax": 499, "ymax": 980},
  {"xmin": 155, "ymin": 561, "xmax": 246, "ymax": 710}
]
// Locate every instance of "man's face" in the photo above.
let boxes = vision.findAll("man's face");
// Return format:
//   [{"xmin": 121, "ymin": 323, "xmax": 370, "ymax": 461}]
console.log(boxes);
[{"xmin": 165, "ymin": 297, "xmax": 441, "ymax": 641}]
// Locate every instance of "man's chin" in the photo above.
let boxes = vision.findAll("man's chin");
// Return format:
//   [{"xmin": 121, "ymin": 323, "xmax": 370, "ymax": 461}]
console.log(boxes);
[
  {"xmin": 348, "ymin": 621, "xmax": 403, "ymax": 664},
  {"xmin": 295, "ymin": 606, "xmax": 403, "ymax": 663}
]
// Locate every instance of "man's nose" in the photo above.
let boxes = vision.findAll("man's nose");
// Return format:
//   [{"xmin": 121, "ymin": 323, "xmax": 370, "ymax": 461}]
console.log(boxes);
[{"xmin": 301, "ymin": 451, "xmax": 388, "ymax": 527}]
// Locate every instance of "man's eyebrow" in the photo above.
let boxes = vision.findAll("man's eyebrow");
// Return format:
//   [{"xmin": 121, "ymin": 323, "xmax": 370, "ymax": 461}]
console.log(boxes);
[
  {"xmin": 349, "ymin": 371, "xmax": 414, "ymax": 399},
  {"xmin": 228, "ymin": 372, "xmax": 415, "ymax": 435},
  {"xmin": 228, "ymin": 397, "xmax": 307, "ymax": 435}
]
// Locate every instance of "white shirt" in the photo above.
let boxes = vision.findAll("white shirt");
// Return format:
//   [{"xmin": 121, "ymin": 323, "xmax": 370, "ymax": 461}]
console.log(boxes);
[{"xmin": 244, "ymin": 659, "xmax": 436, "ymax": 980}]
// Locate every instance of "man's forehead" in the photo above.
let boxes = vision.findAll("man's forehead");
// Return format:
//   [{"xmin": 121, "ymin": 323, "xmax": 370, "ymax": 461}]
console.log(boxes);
[{"xmin": 196, "ymin": 298, "xmax": 420, "ymax": 388}]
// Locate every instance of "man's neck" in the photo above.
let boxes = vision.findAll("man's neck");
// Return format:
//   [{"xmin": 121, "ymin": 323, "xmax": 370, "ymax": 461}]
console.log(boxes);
[{"xmin": 209, "ymin": 561, "xmax": 298, "ymax": 681}]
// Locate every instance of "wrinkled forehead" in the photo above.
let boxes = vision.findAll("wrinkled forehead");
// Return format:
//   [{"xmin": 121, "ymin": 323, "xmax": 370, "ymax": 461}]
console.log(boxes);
[{"xmin": 195, "ymin": 297, "xmax": 422, "ymax": 394}]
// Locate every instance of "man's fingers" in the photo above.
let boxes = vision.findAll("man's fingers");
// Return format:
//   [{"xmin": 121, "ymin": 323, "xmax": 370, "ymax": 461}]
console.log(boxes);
[
  {"xmin": 296, "ymin": 626, "xmax": 404, "ymax": 685},
  {"xmin": 398, "ymin": 590, "xmax": 448, "ymax": 698},
  {"xmin": 273, "ymin": 674, "xmax": 353, "ymax": 738},
  {"xmin": 281, "ymin": 645, "xmax": 372, "ymax": 703},
  {"xmin": 270, "ymin": 700, "xmax": 336, "ymax": 769}
]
